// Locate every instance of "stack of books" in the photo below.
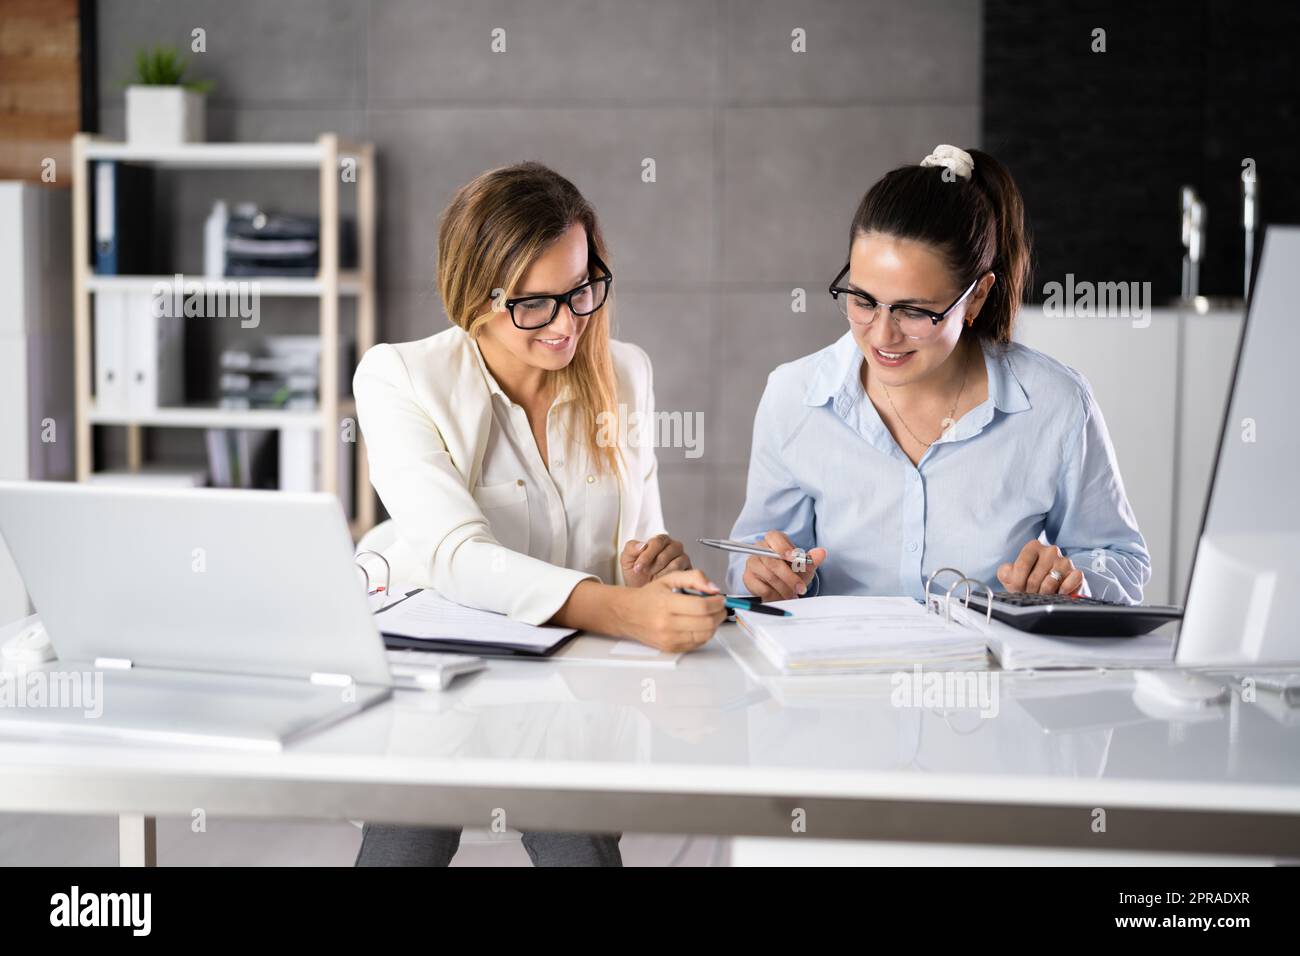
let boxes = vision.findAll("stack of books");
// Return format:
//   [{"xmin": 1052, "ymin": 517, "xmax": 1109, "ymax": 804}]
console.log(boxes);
[
  {"xmin": 218, "ymin": 335, "xmax": 350, "ymax": 410},
  {"xmin": 203, "ymin": 429, "xmax": 270, "ymax": 489},
  {"xmin": 219, "ymin": 353, "xmax": 316, "ymax": 410},
  {"xmin": 209, "ymin": 336, "xmax": 353, "ymax": 513},
  {"xmin": 223, "ymin": 204, "xmax": 355, "ymax": 277}
]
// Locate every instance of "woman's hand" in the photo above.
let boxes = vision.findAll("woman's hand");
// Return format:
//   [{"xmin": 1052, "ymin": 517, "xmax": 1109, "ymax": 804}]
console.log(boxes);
[
  {"xmin": 620, "ymin": 533, "xmax": 691, "ymax": 587},
  {"xmin": 997, "ymin": 541, "xmax": 1083, "ymax": 595},
  {"xmin": 741, "ymin": 531, "xmax": 827, "ymax": 601},
  {"xmin": 609, "ymin": 569, "xmax": 727, "ymax": 652}
]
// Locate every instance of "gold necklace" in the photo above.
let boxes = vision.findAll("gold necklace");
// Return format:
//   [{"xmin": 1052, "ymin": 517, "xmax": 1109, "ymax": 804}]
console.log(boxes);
[{"xmin": 880, "ymin": 344, "xmax": 971, "ymax": 448}]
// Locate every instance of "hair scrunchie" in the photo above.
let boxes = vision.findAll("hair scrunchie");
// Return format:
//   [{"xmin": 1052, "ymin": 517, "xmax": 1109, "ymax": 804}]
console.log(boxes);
[{"xmin": 919, "ymin": 144, "xmax": 974, "ymax": 180}]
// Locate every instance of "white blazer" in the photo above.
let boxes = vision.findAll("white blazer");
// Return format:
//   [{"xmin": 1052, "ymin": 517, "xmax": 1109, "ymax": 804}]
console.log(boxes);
[{"xmin": 352, "ymin": 325, "xmax": 666, "ymax": 624}]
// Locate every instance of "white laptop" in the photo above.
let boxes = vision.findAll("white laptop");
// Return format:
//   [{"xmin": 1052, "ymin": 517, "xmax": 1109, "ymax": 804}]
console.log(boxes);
[{"xmin": 0, "ymin": 482, "xmax": 396, "ymax": 750}]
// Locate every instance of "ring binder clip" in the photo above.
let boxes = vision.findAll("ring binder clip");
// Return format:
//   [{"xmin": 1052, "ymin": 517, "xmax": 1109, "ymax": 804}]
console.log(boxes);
[
  {"xmin": 354, "ymin": 549, "xmax": 391, "ymax": 597},
  {"xmin": 944, "ymin": 576, "xmax": 994, "ymax": 627},
  {"xmin": 925, "ymin": 567, "xmax": 965, "ymax": 617},
  {"xmin": 924, "ymin": 567, "xmax": 993, "ymax": 627}
]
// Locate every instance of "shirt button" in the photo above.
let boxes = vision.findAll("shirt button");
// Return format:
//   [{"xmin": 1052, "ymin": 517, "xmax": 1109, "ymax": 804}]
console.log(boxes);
[
  {"xmin": 586, "ymin": 475, "xmax": 595, "ymax": 484},
  {"xmin": 515, "ymin": 479, "xmax": 524, "ymax": 487},
  {"xmin": 907, "ymin": 541, "xmax": 919, "ymax": 553}
]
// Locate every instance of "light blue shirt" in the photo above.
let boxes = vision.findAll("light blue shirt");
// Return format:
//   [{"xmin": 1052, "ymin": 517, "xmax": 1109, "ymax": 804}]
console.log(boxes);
[{"xmin": 726, "ymin": 332, "xmax": 1151, "ymax": 605}]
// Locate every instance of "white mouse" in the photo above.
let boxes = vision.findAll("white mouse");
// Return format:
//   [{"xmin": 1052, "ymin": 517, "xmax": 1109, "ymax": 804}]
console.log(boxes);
[
  {"xmin": 1, "ymin": 621, "xmax": 56, "ymax": 665},
  {"xmin": 1133, "ymin": 669, "xmax": 1229, "ymax": 710}
]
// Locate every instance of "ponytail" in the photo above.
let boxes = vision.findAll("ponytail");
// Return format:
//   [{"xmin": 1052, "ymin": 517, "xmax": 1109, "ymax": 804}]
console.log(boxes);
[
  {"xmin": 967, "ymin": 149, "xmax": 1031, "ymax": 343},
  {"xmin": 849, "ymin": 146, "xmax": 1032, "ymax": 344}
]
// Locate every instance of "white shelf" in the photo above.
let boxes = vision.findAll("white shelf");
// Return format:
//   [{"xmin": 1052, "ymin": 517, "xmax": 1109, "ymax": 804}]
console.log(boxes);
[
  {"xmin": 87, "ymin": 273, "xmax": 362, "ymax": 297},
  {"xmin": 82, "ymin": 140, "xmax": 361, "ymax": 169},
  {"xmin": 88, "ymin": 404, "xmax": 326, "ymax": 430},
  {"xmin": 72, "ymin": 132, "xmax": 379, "ymax": 532}
]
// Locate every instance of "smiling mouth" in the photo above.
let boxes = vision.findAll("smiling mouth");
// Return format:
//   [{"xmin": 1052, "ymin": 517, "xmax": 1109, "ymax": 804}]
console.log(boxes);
[
  {"xmin": 535, "ymin": 334, "xmax": 572, "ymax": 349},
  {"xmin": 873, "ymin": 346, "xmax": 914, "ymax": 360}
]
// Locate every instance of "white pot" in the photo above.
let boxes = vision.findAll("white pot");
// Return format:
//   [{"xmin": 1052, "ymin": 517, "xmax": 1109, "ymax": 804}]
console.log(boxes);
[{"xmin": 125, "ymin": 86, "xmax": 205, "ymax": 145}]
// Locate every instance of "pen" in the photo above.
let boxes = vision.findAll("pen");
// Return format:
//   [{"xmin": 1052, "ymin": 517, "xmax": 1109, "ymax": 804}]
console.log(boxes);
[
  {"xmin": 697, "ymin": 537, "xmax": 810, "ymax": 574},
  {"xmin": 672, "ymin": 587, "xmax": 794, "ymax": 617}
]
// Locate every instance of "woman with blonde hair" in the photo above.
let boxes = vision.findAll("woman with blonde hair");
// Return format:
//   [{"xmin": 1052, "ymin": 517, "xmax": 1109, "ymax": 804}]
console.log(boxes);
[{"xmin": 351, "ymin": 162, "xmax": 724, "ymax": 866}]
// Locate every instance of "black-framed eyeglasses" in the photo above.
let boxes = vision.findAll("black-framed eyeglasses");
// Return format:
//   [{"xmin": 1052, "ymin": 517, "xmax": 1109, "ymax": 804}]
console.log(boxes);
[
  {"xmin": 500, "ymin": 250, "xmax": 613, "ymax": 330},
  {"xmin": 828, "ymin": 263, "xmax": 981, "ymax": 341}
]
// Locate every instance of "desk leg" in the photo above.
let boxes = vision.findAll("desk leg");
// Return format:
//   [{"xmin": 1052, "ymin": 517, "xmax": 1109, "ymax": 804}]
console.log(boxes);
[{"xmin": 118, "ymin": 814, "xmax": 157, "ymax": 867}]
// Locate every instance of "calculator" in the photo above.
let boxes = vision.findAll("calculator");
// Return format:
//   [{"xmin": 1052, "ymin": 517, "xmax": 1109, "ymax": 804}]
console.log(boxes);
[{"xmin": 962, "ymin": 591, "xmax": 1183, "ymax": 637}]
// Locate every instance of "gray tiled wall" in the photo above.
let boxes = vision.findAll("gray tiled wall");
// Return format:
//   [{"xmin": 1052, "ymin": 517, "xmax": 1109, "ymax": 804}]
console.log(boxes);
[{"xmin": 98, "ymin": 0, "xmax": 981, "ymax": 581}]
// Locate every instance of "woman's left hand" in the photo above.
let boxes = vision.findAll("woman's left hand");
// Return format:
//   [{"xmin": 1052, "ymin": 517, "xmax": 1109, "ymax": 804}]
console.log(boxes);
[
  {"xmin": 997, "ymin": 541, "xmax": 1084, "ymax": 595},
  {"xmin": 621, "ymin": 533, "xmax": 692, "ymax": 587}
]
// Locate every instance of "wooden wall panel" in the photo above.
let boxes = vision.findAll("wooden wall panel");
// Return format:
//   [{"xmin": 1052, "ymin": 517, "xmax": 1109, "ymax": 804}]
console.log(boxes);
[{"xmin": 0, "ymin": 0, "xmax": 81, "ymax": 184}]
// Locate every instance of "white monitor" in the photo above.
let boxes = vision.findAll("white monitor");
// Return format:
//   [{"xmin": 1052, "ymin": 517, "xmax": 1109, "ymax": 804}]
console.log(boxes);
[{"xmin": 1179, "ymin": 226, "xmax": 1300, "ymax": 666}]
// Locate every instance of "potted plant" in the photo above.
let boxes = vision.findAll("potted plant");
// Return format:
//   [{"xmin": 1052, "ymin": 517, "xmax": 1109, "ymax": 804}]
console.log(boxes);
[{"xmin": 125, "ymin": 45, "xmax": 213, "ymax": 145}]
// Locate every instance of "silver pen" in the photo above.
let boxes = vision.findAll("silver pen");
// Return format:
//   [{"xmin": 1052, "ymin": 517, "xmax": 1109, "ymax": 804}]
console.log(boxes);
[{"xmin": 698, "ymin": 537, "xmax": 809, "ymax": 574}]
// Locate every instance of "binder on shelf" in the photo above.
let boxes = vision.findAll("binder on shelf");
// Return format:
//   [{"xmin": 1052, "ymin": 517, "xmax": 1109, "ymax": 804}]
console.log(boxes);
[
  {"xmin": 204, "ymin": 429, "xmax": 232, "ymax": 487},
  {"xmin": 278, "ymin": 426, "xmax": 354, "ymax": 519},
  {"xmin": 92, "ymin": 161, "xmax": 154, "ymax": 275},
  {"xmin": 234, "ymin": 430, "xmax": 255, "ymax": 489},
  {"xmin": 125, "ymin": 294, "xmax": 184, "ymax": 412},
  {"xmin": 94, "ymin": 290, "xmax": 183, "ymax": 413},
  {"xmin": 204, "ymin": 428, "xmax": 272, "ymax": 490},
  {"xmin": 278, "ymin": 427, "xmax": 315, "ymax": 493},
  {"xmin": 95, "ymin": 291, "xmax": 184, "ymax": 413},
  {"xmin": 93, "ymin": 290, "xmax": 128, "ymax": 413},
  {"xmin": 92, "ymin": 161, "xmax": 115, "ymax": 275},
  {"xmin": 204, "ymin": 429, "xmax": 231, "ymax": 487}
]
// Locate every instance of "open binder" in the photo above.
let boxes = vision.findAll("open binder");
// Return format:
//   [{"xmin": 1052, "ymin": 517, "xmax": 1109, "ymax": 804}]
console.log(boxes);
[
  {"xmin": 923, "ymin": 566, "xmax": 996, "ymax": 631},
  {"xmin": 732, "ymin": 570, "xmax": 995, "ymax": 674}
]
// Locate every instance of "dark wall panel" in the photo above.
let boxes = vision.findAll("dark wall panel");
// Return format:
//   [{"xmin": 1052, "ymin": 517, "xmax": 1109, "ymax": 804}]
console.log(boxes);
[{"xmin": 983, "ymin": 1, "xmax": 1299, "ymax": 302}]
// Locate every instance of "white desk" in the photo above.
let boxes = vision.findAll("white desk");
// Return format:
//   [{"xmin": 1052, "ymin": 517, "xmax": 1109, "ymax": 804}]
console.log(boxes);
[{"xmin": 2, "ymin": 616, "xmax": 1299, "ymax": 865}]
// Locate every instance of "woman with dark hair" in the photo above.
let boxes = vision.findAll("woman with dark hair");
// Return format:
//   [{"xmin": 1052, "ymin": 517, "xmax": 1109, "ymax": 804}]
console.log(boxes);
[{"xmin": 727, "ymin": 145, "xmax": 1151, "ymax": 605}]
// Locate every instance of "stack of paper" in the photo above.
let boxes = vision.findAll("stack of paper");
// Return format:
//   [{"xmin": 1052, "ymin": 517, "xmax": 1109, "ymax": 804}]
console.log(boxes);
[
  {"xmin": 733, "ymin": 596, "xmax": 990, "ymax": 674},
  {"xmin": 986, "ymin": 623, "xmax": 1176, "ymax": 670}
]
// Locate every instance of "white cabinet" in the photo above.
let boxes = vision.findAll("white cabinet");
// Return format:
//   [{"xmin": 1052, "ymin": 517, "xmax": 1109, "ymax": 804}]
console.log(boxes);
[
  {"xmin": 0, "ymin": 182, "xmax": 75, "ymax": 622},
  {"xmin": 1016, "ymin": 306, "xmax": 1244, "ymax": 605},
  {"xmin": 1176, "ymin": 312, "xmax": 1245, "ymax": 602}
]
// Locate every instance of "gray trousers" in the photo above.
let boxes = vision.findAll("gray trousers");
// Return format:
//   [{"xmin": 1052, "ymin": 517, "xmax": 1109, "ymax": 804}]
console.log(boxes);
[{"xmin": 354, "ymin": 823, "xmax": 622, "ymax": 867}]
